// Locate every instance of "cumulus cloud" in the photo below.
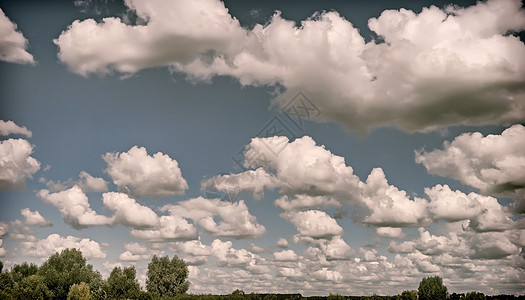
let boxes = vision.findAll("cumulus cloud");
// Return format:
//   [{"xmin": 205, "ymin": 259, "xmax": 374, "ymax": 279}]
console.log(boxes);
[
  {"xmin": 162, "ymin": 197, "xmax": 266, "ymax": 239},
  {"xmin": 244, "ymin": 136, "xmax": 362, "ymax": 201},
  {"xmin": 273, "ymin": 249, "xmax": 298, "ymax": 262},
  {"xmin": 130, "ymin": 214, "xmax": 197, "ymax": 242},
  {"xmin": 426, "ymin": 184, "xmax": 514, "ymax": 231},
  {"xmin": 417, "ymin": 125, "xmax": 525, "ymax": 211},
  {"xmin": 119, "ymin": 242, "xmax": 153, "ymax": 261},
  {"xmin": 469, "ymin": 232, "xmax": 520, "ymax": 259},
  {"xmin": 0, "ymin": 138, "xmax": 40, "ymax": 191},
  {"xmin": 77, "ymin": 171, "xmax": 108, "ymax": 192},
  {"xmin": 275, "ymin": 194, "xmax": 340, "ymax": 211},
  {"xmin": 376, "ymin": 227, "xmax": 404, "ymax": 239},
  {"xmin": 55, "ymin": 0, "xmax": 525, "ymax": 133},
  {"xmin": 276, "ymin": 237, "xmax": 289, "ymax": 248},
  {"xmin": 103, "ymin": 146, "xmax": 188, "ymax": 198},
  {"xmin": 102, "ymin": 192, "xmax": 159, "ymax": 229},
  {"xmin": 281, "ymin": 210, "xmax": 343, "ymax": 240},
  {"xmin": 359, "ymin": 168, "xmax": 430, "ymax": 227},
  {"xmin": 202, "ymin": 168, "xmax": 279, "ymax": 200},
  {"xmin": 0, "ymin": 9, "xmax": 34, "ymax": 64},
  {"xmin": 21, "ymin": 208, "xmax": 52, "ymax": 227},
  {"xmin": 0, "ymin": 120, "xmax": 32, "ymax": 137},
  {"xmin": 37, "ymin": 185, "xmax": 113, "ymax": 229},
  {"xmin": 21, "ymin": 233, "xmax": 106, "ymax": 259}
]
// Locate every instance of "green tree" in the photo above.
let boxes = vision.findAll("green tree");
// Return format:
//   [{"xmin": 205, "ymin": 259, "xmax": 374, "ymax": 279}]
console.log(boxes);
[
  {"xmin": 11, "ymin": 262, "xmax": 39, "ymax": 282},
  {"xmin": 463, "ymin": 292, "xmax": 486, "ymax": 300},
  {"xmin": 38, "ymin": 248, "xmax": 102, "ymax": 300},
  {"xmin": 328, "ymin": 293, "xmax": 345, "ymax": 300},
  {"xmin": 67, "ymin": 282, "xmax": 91, "ymax": 300},
  {"xmin": 146, "ymin": 255, "xmax": 190, "ymax": 297},
  {"xmin": 102, "ymin": 266, "xmax": 141, "ymax": 299},
  {"xmin": 18, "ymin": 274, "xmax": 54, "ymax": 300},
  {"xmin": 418, "ymin": 276, "xmax": 448, "ymax": 300},
  {"xmin": 397, "ymin": 290, "xmax": 417, "ymax": 300}
]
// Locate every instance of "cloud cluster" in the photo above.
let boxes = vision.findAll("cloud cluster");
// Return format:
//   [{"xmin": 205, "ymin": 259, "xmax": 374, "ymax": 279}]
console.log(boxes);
[
  {"xmin": 55, "ymin": 0, "xmax": 525, "ymax": 132},
  {"xmin": 162, "ymin": 197, "xmax": 266, "ymax": 239},
  {"xmin": 209, "ymin": 136, "xmax": 430, "ymax": 228},
  {"xmin": 417, "ymin": 124, "xmax": 525, "ymax": 211},
  {"xmin": 37, "ymin": 186, "xmax": 113, "ymax": 229},
  {"xmin": 21, "ymin": 208, "xmax": 52, "ymax": 227},
  {"xmin": 103, "ymin": 146, "xmax": 188, "ymax": 198},
  {"xmin": 0, "ymin": 138, "xmax": 40, "ymax": 191},
  {"xmin": 0, "ymin": 120, "xmax": 32, "ymax": 137},
  {"xmin": 0, "ymin": 9, "xmax": 34, "ymax": 64},
  {"xmin": 21, "ymin": 233, "xmax": 106, "ymax": 259}
]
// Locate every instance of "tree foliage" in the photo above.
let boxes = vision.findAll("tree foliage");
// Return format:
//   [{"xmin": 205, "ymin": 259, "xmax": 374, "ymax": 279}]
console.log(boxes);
[
  {"xmin": 146, "ymin": 255, "xmax": 190, "ymax": 297},
  {"xmin": 67, "ymin": 282, "xmax": 91, "ymax": 300},
  {"xmin": 418, "ymin": 276, "xmax": 448, "ymax": 300},
  {"xmin": 38, "ymin": 248, "xmax": 101, "ymax": 300},
  {"xmin": 463, "ymin": 292, "xmax": 486, "ymax": 300},
  {"xmin": 102, "ymin": 266, "xmax": 141, "ymax": 299}
]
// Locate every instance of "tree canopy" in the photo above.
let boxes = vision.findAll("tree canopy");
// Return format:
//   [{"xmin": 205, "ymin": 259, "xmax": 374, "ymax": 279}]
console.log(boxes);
[
  {"xmin": 37, "ymin": 248, "xmax": 102, "ymax": 300},
  {"xmin": 418, "ymin": 276, "xmax": 448, "ymax": 300},
  {"xmin": 102, "ymin": 266, "xmax": 141, "ymax": 299},
  {"xmin": 146, "ymin": 255, "xmax": 190, "ymax": 297}
]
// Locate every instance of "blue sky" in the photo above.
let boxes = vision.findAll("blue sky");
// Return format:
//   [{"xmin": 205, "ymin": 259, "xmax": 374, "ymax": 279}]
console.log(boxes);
[{"xmin": 1, "ymin": 0, "xmax": 524, "ymax": 296}]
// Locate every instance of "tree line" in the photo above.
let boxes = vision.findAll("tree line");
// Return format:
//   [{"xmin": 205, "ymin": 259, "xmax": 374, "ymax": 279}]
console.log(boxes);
[{"xmin": 0, "ymin": 249, "xmax": 523, "ymax": 299}]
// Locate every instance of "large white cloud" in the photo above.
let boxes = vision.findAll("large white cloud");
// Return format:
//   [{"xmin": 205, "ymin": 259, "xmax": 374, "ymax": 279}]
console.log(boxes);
[
  {"xmin": 281, "ymin": 210, "xmax": 343, "ymax": 240},
  {"xmin": 54, "ymin": 0, "xmax": 245, "ymax": 76},
  {"xmin": 426, "ymin": 184, "xmax": 514, "ymax": 231},
  {"xmin": 0, "ymin": 9, "xmax": 34, "ymax": 64},
  {"xmin": 359, "ymin": 168, "xmax": 430, "ymax": 227},
  {"xmin": 162, "ymin": 197, "xmax": 266, "ymax": 239},
  {"xmin": 0, "ymin": 138, "xmax": 40, "ymax": 191},
  {"xmin": 416, "ymin": 124, "xmax": 525, "ymax": 211},
  {"xmin": 103, "ymin": 146, "xmax": 188, "ymax": 198},
  {"xmin": 55, "ymin": 0, "xmax": 525, "ymax": 133},
  {"xmin": 21, "ymin": 208, "xmax": 52, "ymax": 227},
  {"xmin": 130, "ymin": 214, "xmax": 197, "ymax": 242},
  {"xmin": 37, "ymin": 185, "xmax": 113, "ymax": 229},
  {"xmin": 77, "ymin": 171, "xmax": 108, "ymax": 192},
  {"xmin": 244, "ymin": 136, "xmax": 362, "ymax": 201},
  {"xmin": 21, "ymin": 233, "xmax": 106, "ymax": 259},
  {"xmin": 102, "ymin": 192, "xmax": 159, "ymax": 229},
  {"xmin": 0, "ymin": 120, "xmax": 32, "ymax": 137}
]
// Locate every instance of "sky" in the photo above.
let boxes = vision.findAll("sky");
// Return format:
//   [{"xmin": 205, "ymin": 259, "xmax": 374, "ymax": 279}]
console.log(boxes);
[{"xmin": 0, "ymin": 0, "xmax": 524, "ymax": 296}]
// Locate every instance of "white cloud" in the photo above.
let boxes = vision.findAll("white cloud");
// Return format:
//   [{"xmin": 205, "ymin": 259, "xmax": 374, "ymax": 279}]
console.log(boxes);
[
  {"xmin": 119, "ymin": 242, "xmax": 153, "ymax": 261},
  {"xmin": 275, "ymin": 194, "xmax": 340, "ymax": 211},
  {"xmin": 376, "ymin": 227, "xmax": 404, "ymax": 239},
  {"xmin": 103, "ymin": 146, "xmax": 188, "ymax": 198},
  {"xmin": 469, "ymin": 232, "xmax": 520, "ymax": 259},
  {"xmin": 0, "ymin": 239, "xmax": 6, "ymax": 257},
  {"xmin": 54, "ymin": 0, "xmax": 245, "ymax": 76},
  {"xmin": 77, "ymin": 171, "xmax": 108, "ymax": 192},
  {"xmin": 0, "ymin": 138, "xmax": 40, "ymax": 191},
  {"xmin": 202, "ymin": 168, "xmax": 279, "ymax": 200},
  {"xmin": 56, "ymin": 0, "xmax": 525, "ymax": 133},
  {"xmin": 273, "ymin": 249, "xmax": 298, "ymax": 262},
  {"xmin": 281, "ymin": 210, "xmax": 343, "ymax": 240},
  {"xmin": 130, "ymin": 214, "xmax": 197, "ymax": 242},
  {"xmin": 21, "ymin": 233, "xmax": 106, "ymax": 259},
  {"xmin": 359, "ymin": 168, "xmax": 430, "ymax": 227},
  {"xmin": 37, "ymin": 185, "xmax": 113, "ymax": 229},
  {"xmin": 416, "ymin": 124, "xmax": 525, "ymax": 211},
  {"xmin": 276, "ymin": 237, "xmax": 289, "ymax": 248},
  {"xmin": 426, "ymin": 184, "xmax": 514, "ymax": 231},
  {"xmin": 244, "ymin": 136, "xmax": 361, "ymax": 201},
  {"xmin": 0, "ymin": 120, "xmax": 32, "ymax": 137},
  {"xmin": 102, "ymin": 192, "xmax": 159, "ymax": 229},
  {"xmin": 0, "ymin": 9, "xmax": 34, "ymax": 64},
  {"xmin": 20, "ymin": 208, "xmax": 52, "ymax": 227},
  {"xmin": 162, "ymin": 197, "xmax": 266, "ymax": 239}
]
